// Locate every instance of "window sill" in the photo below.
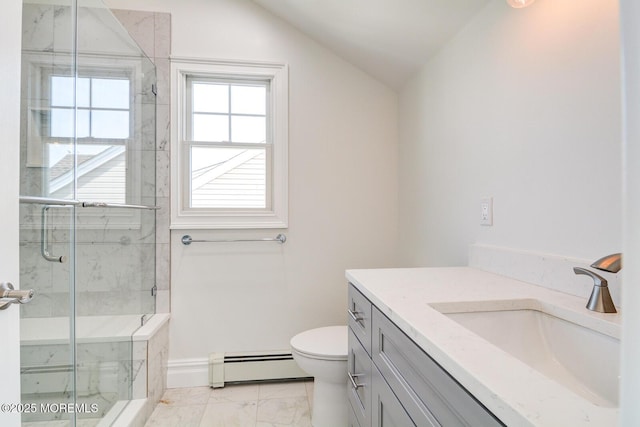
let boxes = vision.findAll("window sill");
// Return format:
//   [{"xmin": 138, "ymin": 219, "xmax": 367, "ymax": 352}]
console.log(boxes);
[{"xmin": 169, "ymin": 213, "xmax": 288, "ymax": 230}]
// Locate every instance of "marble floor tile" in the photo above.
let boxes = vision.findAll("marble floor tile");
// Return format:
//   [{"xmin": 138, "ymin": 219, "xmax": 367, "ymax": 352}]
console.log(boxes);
[
  {"xmin": 199, "ymin": 401, "xmax": 258, "ymax": 427},
  {"xmin": 304, "ymin": 381, "xmax": 314, "ymax": 409},
  {"xmin": 160, "ymin": 386, "xmax": 212, "ymax": 406},
  {"xmin": 209, "ymin": 383, "xmax": 260, "ymax": 404},
  {"xmin": 258, "ymin": 381, "xmax": 307, "ymax": 400},
  {"xmin": 144, "ymin": 403, "xmax": 206, "ymax": 427},
  {"xmin": 256, "ymin": 396, "xmax": 311, "ymax": 427},
  {"xmin": 144, "ymin": 381, "xmax": 315, "ymax": 427}
]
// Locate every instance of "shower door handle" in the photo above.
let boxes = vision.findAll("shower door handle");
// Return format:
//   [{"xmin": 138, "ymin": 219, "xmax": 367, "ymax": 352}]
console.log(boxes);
[
  {"xmin": 0, "ymin": 282, "xmax": 34, "ymax": 310},
  {"xmin": 41, "ymin": 205, "xmax": 67, "ymax": 263}
]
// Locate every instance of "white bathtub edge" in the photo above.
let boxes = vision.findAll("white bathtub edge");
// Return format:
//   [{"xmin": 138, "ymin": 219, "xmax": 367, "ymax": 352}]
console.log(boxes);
[{"xmin": 133, "ymin": 313, "xmax": 170, "ymax": 342}]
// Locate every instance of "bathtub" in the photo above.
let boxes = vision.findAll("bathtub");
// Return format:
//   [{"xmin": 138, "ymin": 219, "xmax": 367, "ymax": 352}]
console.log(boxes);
[
  {"xmin": 21, "ymin": 313, "xmax": 169, "ymax": 345},
  {"xmin": 20, "ymin": 313, "xmax": 170, "ymax": 426}
]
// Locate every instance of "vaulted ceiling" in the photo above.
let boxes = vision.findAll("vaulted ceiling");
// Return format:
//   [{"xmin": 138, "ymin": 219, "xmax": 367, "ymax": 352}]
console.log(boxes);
[{"xmin": 252, "ymin": 0, "xmax": 491, "ymax": 89}]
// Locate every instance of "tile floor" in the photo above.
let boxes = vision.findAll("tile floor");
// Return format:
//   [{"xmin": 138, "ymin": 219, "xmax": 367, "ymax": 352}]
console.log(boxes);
[{"xmin": 144, "ymin": 381, "xmax": 314, "ymax": 427}]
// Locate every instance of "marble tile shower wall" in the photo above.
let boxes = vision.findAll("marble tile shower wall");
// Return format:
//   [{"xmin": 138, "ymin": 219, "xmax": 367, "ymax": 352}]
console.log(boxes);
[
  {"xmin": 19, "ymin": 5, "xmax": 171, "ymax": 317},
  {"xmin": 112, "ymin": 8, "xmax": 172, "ymax": 315}
]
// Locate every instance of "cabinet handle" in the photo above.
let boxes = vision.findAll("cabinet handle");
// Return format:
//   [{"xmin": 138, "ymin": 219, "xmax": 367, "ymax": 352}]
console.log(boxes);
[
  {"xmin": 348, "ymin": 308, "xmax": 364, "ymax": 322},
  {"xmin": 348, "ymin": 371, "xmax": 364, "ymax": 390}
]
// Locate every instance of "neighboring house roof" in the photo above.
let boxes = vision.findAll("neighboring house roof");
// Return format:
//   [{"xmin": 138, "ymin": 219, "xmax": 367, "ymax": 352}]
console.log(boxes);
[
  {"xmin": 49, "ymin": 146, "xmax": 127, "ymax": 203},
  {"xmin": 49, "ymin": 153, "xmax": 94, "ymax": 181},
  {"xmin": 191, "ymin": 149, "xmax": 266, "ymax": 209}
]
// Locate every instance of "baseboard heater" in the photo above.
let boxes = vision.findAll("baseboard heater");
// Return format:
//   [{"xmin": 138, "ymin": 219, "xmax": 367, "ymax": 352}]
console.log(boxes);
[{"xmin": 208, "ymin": 350, "xmax": 310, "ymax": 388}]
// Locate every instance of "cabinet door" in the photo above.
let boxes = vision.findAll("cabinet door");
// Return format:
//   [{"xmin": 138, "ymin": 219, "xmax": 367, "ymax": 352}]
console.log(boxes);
[
  {"xmin": 372, "ymin": 308, "xmax": 504, "ymax": 426},
  {"xmin": 348, "ymin": 327, "xmax": 371, "ymax": 427},
  {"xmin": 349, "ymin": 402, "xmax": 363, "ymax": 427},
  {"xmin": 371, "ymin": 365, "xmax": 436, "ymax": 427},
  {"xmin": 348, "ymin": 284, "xmax": 372, "ymax": 355}
]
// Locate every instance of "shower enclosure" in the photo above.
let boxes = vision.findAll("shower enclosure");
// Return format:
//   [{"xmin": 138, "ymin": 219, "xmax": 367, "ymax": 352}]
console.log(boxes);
[{"xmin": 19, "ymin": 0, "xmax": 157, "ymax": 425}]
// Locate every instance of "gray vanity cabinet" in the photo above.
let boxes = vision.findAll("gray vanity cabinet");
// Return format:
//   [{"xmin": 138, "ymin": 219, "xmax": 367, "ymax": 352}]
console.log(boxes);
[
  {"xmin": 348, "ymin": 285, "xmax": 373, "ymax": 427},
  {"xmin": 347, "ymin": 283, "xmax": 504, "ymax": 427},
  {"xmin": 371, "ymin": 364, "xmax": 428, "ymax": 427},
  {"xmin": 348, "ymin": 327, "xmax": 370, "ymax": 426},
  {"xmin": 348, "ymin": 283, "xmax": 372, "ymax": 354}
]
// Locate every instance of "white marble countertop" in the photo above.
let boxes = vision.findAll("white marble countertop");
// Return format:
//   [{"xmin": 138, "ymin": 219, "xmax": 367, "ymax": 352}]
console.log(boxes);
[{"xmin": 346, "ymin": 267, "xmax": 620, "ymax": 427}]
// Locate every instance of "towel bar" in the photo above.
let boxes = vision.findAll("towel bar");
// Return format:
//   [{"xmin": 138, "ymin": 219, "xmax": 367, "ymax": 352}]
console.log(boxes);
[{"xmin": 181, "ymin": 234, "xmax": 286, "ymax": 245}]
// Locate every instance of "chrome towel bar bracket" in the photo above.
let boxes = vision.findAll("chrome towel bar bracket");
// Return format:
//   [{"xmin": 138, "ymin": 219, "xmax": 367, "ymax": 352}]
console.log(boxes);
[{"xmin": 181, "ymin": 234, "xmax": 287, "ymax": 245}]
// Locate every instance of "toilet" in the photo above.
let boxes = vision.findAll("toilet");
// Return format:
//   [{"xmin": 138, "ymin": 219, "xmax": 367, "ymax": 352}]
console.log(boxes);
[{"xmin": 290, "ymin": 325, "xmax": 348, "ymax": 427}]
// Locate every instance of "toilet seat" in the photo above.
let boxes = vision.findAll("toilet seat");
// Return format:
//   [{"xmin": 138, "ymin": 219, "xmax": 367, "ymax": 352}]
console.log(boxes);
[{"xmin": 290, "ymin": 326, "xmax": 347, "ymax": 361}]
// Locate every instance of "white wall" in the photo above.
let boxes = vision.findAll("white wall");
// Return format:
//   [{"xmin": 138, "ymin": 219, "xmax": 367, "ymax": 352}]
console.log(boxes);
[
  {"xmin": 398, "ymin": 0, "xmax": 622, "ymax": 267},
  {"xmin": 105, "ymin": 0, "xmax": 399, "ymax": 364},
  {"xmin": 0, "ymin": 0, "xmax": 23, "ymax": 424},
  {"xmin": 619, "ymin": 0, "xmax": 640, "ymax": 424}
]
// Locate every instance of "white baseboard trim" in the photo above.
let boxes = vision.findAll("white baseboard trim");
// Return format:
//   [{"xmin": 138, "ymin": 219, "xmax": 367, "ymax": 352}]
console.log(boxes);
[{"xmin": 167, "ymin": 358, "xmax": 209, "ymax": 389}]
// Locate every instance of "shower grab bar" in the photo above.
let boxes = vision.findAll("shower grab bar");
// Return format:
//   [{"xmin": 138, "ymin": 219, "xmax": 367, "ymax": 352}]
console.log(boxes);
[
  {"xmin": 80, "ymin": 202, "xmax": 160, "ymax": 210},
  {"xmin": 20, "ymin": 196, "xmax": 80, "ymax": 206},
  {"xmin": 181, "ymin": 234, "xmax": 287, "ymax": 245},
  {"xmin": 20, "ymin": 196, "xmax": 159, "ymax": 210},
  {"xmin": 41, "ymin": 205, "xmax": 68, "ymax": 263}
]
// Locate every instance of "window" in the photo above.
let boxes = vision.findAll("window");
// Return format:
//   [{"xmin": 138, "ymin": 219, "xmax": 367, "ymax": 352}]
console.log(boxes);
[
  {"xmin": 171, "ymin": 59, "xmax": 288, "ymax": 229},
  {"xmin": 22, "ymin": 54, "xmax": 149, "ymax": 229},
  {"xmin": 47, "ymin": 74, "xmax": 131, "ymax": 204}
]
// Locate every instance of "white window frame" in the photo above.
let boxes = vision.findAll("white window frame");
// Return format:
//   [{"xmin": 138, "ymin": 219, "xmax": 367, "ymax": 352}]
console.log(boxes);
[{"xmin": 171, "ymin": 58, "xmax": 288, "ymax": 229}]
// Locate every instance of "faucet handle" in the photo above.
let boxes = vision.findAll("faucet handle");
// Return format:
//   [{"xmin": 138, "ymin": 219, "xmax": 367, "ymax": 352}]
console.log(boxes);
[
  {"xmin": 573, "ymin": 267, "xmax": 617, "ymax": 313},
  {"xmin": 573, "ymin": 267, "xmax": 608, "ymax": 287}
]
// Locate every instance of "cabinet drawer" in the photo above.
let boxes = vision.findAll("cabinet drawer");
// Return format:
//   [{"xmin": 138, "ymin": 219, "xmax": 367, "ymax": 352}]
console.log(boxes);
[
  {"xmin": 348, "ymin": 327, "xmax": 371, "ymax": 427},
  {"xmin": 348, "ymin": 283, "xmax": 372, "ymax": 355},
  {"xmin": 372, "ymin": 308, "xmax": 504, "ymax": 427},
  {"xmin": 372, "ymin": 364, "xmax": 437, "ymax": 427}
]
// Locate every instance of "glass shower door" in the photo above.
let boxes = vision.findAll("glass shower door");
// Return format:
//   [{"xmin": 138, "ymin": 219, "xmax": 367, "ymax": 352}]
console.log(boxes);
[
  {"xmin": 19, "ymin": 1, "xmax": 78, "ymax": 424},
  {"xmin": 20, "ymin": 0, "xmax": 157, "ymax": 425}
]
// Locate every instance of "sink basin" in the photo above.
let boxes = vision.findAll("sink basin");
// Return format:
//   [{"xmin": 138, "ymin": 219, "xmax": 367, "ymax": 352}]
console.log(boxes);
[{"xmin": 431, "ymin": 300, "xmax": 620, "ymax": 407}]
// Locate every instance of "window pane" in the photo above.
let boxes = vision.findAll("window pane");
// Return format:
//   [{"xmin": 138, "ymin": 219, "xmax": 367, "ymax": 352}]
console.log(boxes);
[
  {"xmin": 231, "ymin": 85, "xmax": 266, "ymax": 115},
  {"xmin": 48, "ymin": 144, "xmax": 126, "ymax": 204},
  {"xmin": 76, "ymin": 144, "xmax": 126, "ymax": 203},
  {"xmin": 50, "ymin": 108, "xmax": 74, "ymax": 137},
  {"xmin": 51, "ymin": 76, "xmax": 90, "ymax": 107},
  {"xmin": 91, "ymin": 78, "xmax": 130, "ymax": 109},
  {"xmin": 193, "ymin": 114, "xmax": 229, "ymax": 142},
  {"xmin": 91, "ymin": 110, "xmax": 130, "ymax": 139},
  {"xmin": 50, "ymin": 109, "xmax": 90, "ymax": 138},
  {"xmin": 51, "ymin": 76, "xmax": 74, "ymax": 107},
  {"xmin": 193, "ymin": 83, "xmax": 228, "ymax": 113},
  {"xmin": 51, "ymin": 77, "xmax": 90, "ymax": 108},
  {"xmin": 190, "ymin": 146, "xmax": 266, "ymax": 209},
  {"xmin": 231, "ymin": 116, "xmax": 266, "ymax": 143}
]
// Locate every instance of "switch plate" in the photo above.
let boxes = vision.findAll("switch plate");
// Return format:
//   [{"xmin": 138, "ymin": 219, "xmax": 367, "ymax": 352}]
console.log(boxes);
[{"xmin": 480, "ymin": 197, "xmax": 493, "ymax": 226}]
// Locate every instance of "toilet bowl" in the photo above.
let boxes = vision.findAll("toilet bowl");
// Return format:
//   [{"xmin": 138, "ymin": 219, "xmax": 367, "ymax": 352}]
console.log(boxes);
[{"xmin": 290, "ymin": 325, "xmax": 348, "ymax": 427}]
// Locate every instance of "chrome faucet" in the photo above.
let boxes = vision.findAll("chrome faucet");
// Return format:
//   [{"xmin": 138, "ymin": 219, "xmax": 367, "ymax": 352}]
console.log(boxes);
[
  {"xmin": 590, "ymin": 253, "xmax": 622, "ymax": 273},
  {"xmin": 573, "ymin": 253, "xmax": 621, "ymax": 314}
]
